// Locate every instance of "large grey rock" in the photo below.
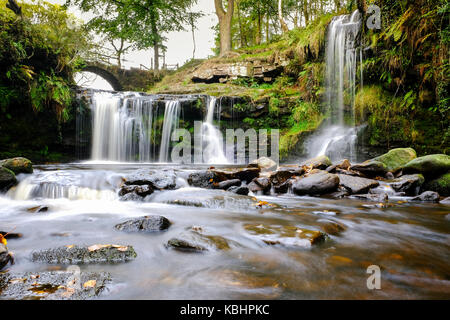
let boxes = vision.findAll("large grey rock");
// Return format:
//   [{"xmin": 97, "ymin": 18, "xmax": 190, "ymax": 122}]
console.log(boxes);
[
  {"xmin": 350, "ymin": 160, "xmax": 388, "ymax": 177},
  {"xmin": 227, "ymin": 185, "xmax": 250, "ymax": 196},
  {"xmin": 114, "ymin": 216, "xmax": 171, "ymax": 232},
  {"xmin": 300, "ymin": 155, "xmax": 332, "ymax": 170},
  {"xmin": 31, "ymin": 245, "xmax": 137, "ymax": 264},
  {"xmin": 124, "ymin": 169, "xmax": 177, "ymax": 189},
  {"xmin": 337, "ymin": 174, "xmax": 379, "ymax": 194},
  {"xmin": 0, "ymin": 167, "xmax": 17, "ymax": 192},
  {"xmin": 212, "ymin": 167, "xmax": 260, "ymax": 183},
  {"xmin": 389, "ymin": 174, "xmax": 425, "ymax": 195},
  {"xmin": 187, "ymin": 171, "xmax": 216, "ymax": 188},
  {"xmin": 0, "ymin": 271, "xmax": 110, "ymax": 300},
  {"xmin": 119, "ymin": 184, "xmax": 154, "ymax": 197},
  {"xmin": 249, "ymin": 157, "xmax": 277, "ymax": 172},
  {"xmin": 270, "ymin": 166, "xmax": 304, "ymax": 186},
  {"xmin": 167, "ymin": 229, "xmax": 232, "ymax": 252},
  {"xmin": 292, "ymin": 170, "xmax": 339, "ymax": 196},
  {"xmin": 0, "ymin": 157, "xmax": 33, "ymax": 174},
  {"xmin": 411, "ymin": 191, "xmax": 440, "ymax": 202},
  {"xmin": 213, "ymin": 179, "xmax": 241, "ymax": 190}
]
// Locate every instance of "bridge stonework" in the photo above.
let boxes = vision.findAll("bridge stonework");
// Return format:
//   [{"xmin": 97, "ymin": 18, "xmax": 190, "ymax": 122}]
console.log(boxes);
[{"xmin": 81, "ymin": 62, "xmax": 159, "ymax": 91}]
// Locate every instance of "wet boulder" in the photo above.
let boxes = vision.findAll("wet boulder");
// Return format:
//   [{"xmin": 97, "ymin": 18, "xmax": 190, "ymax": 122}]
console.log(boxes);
[
  {"xmin": 227, "ymin": 185, "xmax": 250, "ymax": 196},
  {"xmin": 292, "ymin": 170, "xmax": 339, "ymax": 196},
  {"xmin": 243, "ymin": 224, "xmax": 327, "ymax": 248},
  {"xmin": 0, "ymin": 157, "xmax": 33, "ymax": 174},
  {"xmin": 115, "ymin": 216, "xmax": 171, "ymax": 232},
  {"xmin": 440, "ymin": 197, "xmax": 450, "ymax": 204},
  {"xmin": 167, "ymin": 229, "xmax": 232, "ymax": 252},
  {"xmin": 187, "ymin": 170, "xmax": 216, "ymax": 188},
  {"xmin": 27, "ymin": 205, "xmax": 49, "ymax": 213},
  {"xmin": 389, "ymin": 174, "xmax": 425, "ymax": 195},
  {"xmin": 31, "ymin": 245, "xmax": 137, "ymax": 264},
  {"xmin": 212, "ymin": 167, "xmax": 261, "ymax": 183},
  {"xmin": 119, "ymin": 184, "xmax": 154, "ymax": 198},
  {"xmin": 0, "ymin": 271, "xmax": 110, "ymax": 300},
  {"xmin": 249, "ymin": 157, "xmax": 277, "ymax": 172},
  {"xmin": 248, "ymin": 177, "xmax": 271, "ymax": 194},
  {"xmin": 411, "ymin": 191, "xmax": 440, "ymax": 202},
  {"xmin": 326, "ymin": 159, "xmax": 351, "ymax": 173},
  {"xmin": 402, "ymin": 154, "xmax": 450, "ymax": 177},
  {"xmin": 124, "ymin": 169, "xmax": 177, "ymax": 190},
  {"xmin": 317, "ymin": 219, "xmax": 347, "ymax": 236},
  {"xmin": 213, "ymin": 179, "xmax": 241, "ymax": 190},
  {"xmin": 352, "ymin": 193, "xmax": 389, "ymax": 202},
  {"xmin": 337, "ymin": 174, "xmax": 379, "ymax": 194},
  {"xmin": 0, "ymin": 167, "xmax": 17, "ymax": 192},
  {"xmin": 350, "ymin": 160, "xmax": 388, "ymax": 177},
  {"xmin": 422, "ymin": 172, "xmax": 450, "ymax": 197},
  {"xmin": 372, "ymin": 148, "xmax": 417, "ymax": 172},
  {"xmin": 270, "ymin": 166, "xmax": 305, "ymax": 186},
  {"xmin": 0, "ymin": 243, "xmax": 14, "ymax": 270},
  {"xmin": 300, "ymin": 155, "xmax": 332, "ymax": 170}
]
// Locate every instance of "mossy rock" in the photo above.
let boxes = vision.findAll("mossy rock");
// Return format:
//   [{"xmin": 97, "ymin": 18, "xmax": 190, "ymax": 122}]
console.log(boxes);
[
  {"xmin": 403, "ymin": 154, "xmax": 450, "ymax": 177},
  {"xmin": 0, "ymin": 157, "xmax": 33, "ymax": 174},
  {"xmin": 423, "ymin": 173, "xmax": 450, "ymax": 197},
  {"xmin": 0, "ymin": 167, "xmax": 17, "ymax": 192},
  {"xmin": 372, "ymin": 148, "xmax": 417, "ymax": 172}
]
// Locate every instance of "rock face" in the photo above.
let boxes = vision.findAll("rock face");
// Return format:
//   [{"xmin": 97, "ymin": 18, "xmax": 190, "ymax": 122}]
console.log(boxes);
[
  {"xmin": 31, "ymin": 245, "xmax": 137, "ymax": 264},
  {"xmin": 0, "ymin": 167, "xmax": 17, "ymax": 192},
  {"xmin": 423, "ymin": 173, "xmax": 450, "ymax": 196},
  {"xmin": 243, "ymin": 224, "xmax": 327, "ymax": 248},
  {"xmin": 249, "ymin": 157, "xmax": 277, "ymax": 172},
  {"xmin": 292, "ymin": 170, "xmax": 339, "ymax": 195},
  {"xmin": 114, "ymin": 216, "xmax": 171, "ymax": 232},
  {"xmin": 187, "ymin": 171, "xmax": 216, "ymax": 188},
  {"xmin": 0, "ymin": 271, "xmax": 110, "ymax": 300},
  {"xmin": 211, "ymin": 167, "xmax": 260, "ymax": 183},
  {"xmin": 372, "ymin": 148, "xmax": 417, "ymax": 172},
  {"xmin": 402, "ymin": 154, "xmax": 450, "ymax": 177},
  {"xmin": 0, "ymin": 157, "xmax": 33, "ymax": 174},
  {"xmin": 389, "ymin": 174, "xmax": 425, "ymax": 195},
  {"xmin": 350, "ymin": 160, "xmax": 388, "ymax": 177},
  {"xmin": 124, "ymin": 169, "xmax": 177, "ymax": 189},
  {"xmin": 300, "ymin": 155, "xmax": 332, "ymax": 170},
  {"xmin": 411, "ymin": 191, "xmax": 440, "ymax": 202},
  {"xmin": 337, "ymin": 174, "xmax": 379, "ymax": 194}
]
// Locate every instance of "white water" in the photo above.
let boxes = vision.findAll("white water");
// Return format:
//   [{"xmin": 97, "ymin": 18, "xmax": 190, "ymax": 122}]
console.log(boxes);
[
  {"xmin": 91, "ymin": 92, "xmax": 158, "ymax": 162},
  {"xmin": 202, "ymin": 97, "xmax": 228, "ymax": 164},
  {"xmin": 159, "ymin": 100, "xmax": 181, "ymax": 163},
  {"xmin": 307, "ymin": 11, "xmax": 363, "ymax": 162}
]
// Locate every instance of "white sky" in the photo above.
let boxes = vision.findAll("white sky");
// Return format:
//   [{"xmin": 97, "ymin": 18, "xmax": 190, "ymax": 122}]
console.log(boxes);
[{"xmin": 24, "ymin": 0, "xmax": 218, "ymax": 89}]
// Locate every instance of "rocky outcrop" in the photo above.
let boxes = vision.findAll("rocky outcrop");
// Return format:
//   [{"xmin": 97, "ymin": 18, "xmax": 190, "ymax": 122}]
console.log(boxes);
[
  {"xmin": 0, "ymin": 271, "xmax": 110, "ymax": 300},
  {"xmin": 402, "ymin": 154, "xmax": 450, "ymax": 177},
  {"xmin": 114, "ymin": 216, "xmax": 171, "ymax": 232},
  {"xmin": 389, "ymin": 174, "xmax": 425, "ymax": 195},
  {"xmin": 423, "ymin": 173, "xmax": 450, "ymax": 196},
  {"xmin": 31, "ymin": 245, "xmax": 137, "ymax": 264},
  {"xmin": 337, "ymin": 174, "xmax": 379, "ymax": 194},
  {"xmin": 0, "ymin": 157, "xmax": 33, "ymax": 174},
  {"xmin": 292, "ymin": 170, "xmax": 339, "ymax": 195},
  {"xmin": 0, "ymin": 167, "xmax": 17, "ymax": 192},
  {"xmin": 350, "ymin": 160, "xmax": 388, "ymax": 177},
  {"xmin": 372, "ymin": 148, "xmax": 417, "ymax": 172},
  {"xmin": 300, "ymin": 155, "xmax": 332, "ymax": 170}
]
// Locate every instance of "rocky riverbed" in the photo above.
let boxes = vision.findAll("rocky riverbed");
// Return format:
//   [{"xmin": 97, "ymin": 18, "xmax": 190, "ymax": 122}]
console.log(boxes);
[{"xmin": 0, "ymin": 149, "xmax": 449, "ymax": 299}]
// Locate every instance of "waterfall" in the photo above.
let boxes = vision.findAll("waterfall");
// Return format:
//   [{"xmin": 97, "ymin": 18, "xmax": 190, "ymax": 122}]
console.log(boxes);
[
  {"xmin": 91, "ymin": 92, "xmax": 157, "ymax": 162},
  {"xmin": 202, "ymin": 97, "xmax": 228, "ymax": 164},
  {"xmin": 159, "ymin": 100, "xmax": 181, "ymax": 163},
  {"xmin": 307, "ymin": 10, "xmax": 363, "ymax": 162}
]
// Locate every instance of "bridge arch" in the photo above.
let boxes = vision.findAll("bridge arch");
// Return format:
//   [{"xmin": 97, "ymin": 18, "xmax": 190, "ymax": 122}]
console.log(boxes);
[{"xmin": 81, "ymin": 65, "xmax": 123, "ymax": 91}]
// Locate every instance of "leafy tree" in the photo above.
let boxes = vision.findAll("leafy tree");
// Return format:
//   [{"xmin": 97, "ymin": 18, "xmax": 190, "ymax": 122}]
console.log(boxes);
[{"xmin": 67, "ymin": 0, "xmax": 200, "ymax": 70}]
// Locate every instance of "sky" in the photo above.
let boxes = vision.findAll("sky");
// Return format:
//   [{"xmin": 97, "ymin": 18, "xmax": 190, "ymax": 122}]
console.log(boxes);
[{"xmin": 24, "ymin": 0, "xmax": 218, "ymax": 89}]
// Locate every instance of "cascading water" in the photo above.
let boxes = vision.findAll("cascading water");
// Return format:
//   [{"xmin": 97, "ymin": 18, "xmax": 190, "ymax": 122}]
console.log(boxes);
[
  {"xmin": 306, "ymin": 10, "xmax": 363, "ymax": 162},
  {"xmin": 159, "ymin": 100, "xmax": 181, "ymax": 163},
  {"xmin": 91, "ymin": 92, "xmax": 159, "ymax": 162},
  {"xmin": 202, "ymin": 97, "xmax": 228, "ymax": 164}
]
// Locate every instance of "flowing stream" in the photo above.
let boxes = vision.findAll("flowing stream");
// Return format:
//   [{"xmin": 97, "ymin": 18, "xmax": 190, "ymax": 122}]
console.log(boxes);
[{"xmin": 1, "ymin": 164, "xmax": 449, "ymax": 299}]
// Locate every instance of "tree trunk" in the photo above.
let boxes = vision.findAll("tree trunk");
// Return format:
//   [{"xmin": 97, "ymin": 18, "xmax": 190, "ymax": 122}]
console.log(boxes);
[
  {"xmin": 150, "ymin": 8, "xmax": 159, "ymax": 71},
  {"xmin": 303, "ymin": 0, "xmax": 309, "ymax": 25},
  {"xmin": 255, "ymin": 4, "xmax": 261, "ymax": 45},
  {"xmin": 266, "ymin": 13, "xmax": 270, "ymax": 43},
  {"xmin": 215, "ymin": 0, "xmax": 234, "ymax": 56},
  {"xmin": 237, "ymin": 1, "xmax": 246, "ymax": 47},
  {"xmin": 278, "ymin": 0, "xmax": 289, "ymax": 33},
  {"xmin": 153, "ymin": 45, "xmax": 159, "ymax": 71}
]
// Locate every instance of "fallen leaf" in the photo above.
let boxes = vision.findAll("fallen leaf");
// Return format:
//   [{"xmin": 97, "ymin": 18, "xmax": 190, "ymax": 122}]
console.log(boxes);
[
  {"xmin": 83, "ymin": 280, "xmax": 97, "ymax": 288},
  {"xmin": 65, "ymin": 245, "xmax": 75, "ymax": 249},
  {"xmin": 88, "ymin": 244, "xmax": 111, "ymax": 252},
  {"xmin": 0, "ymin": 234, "xmax": 7, "ymax": 246}
]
